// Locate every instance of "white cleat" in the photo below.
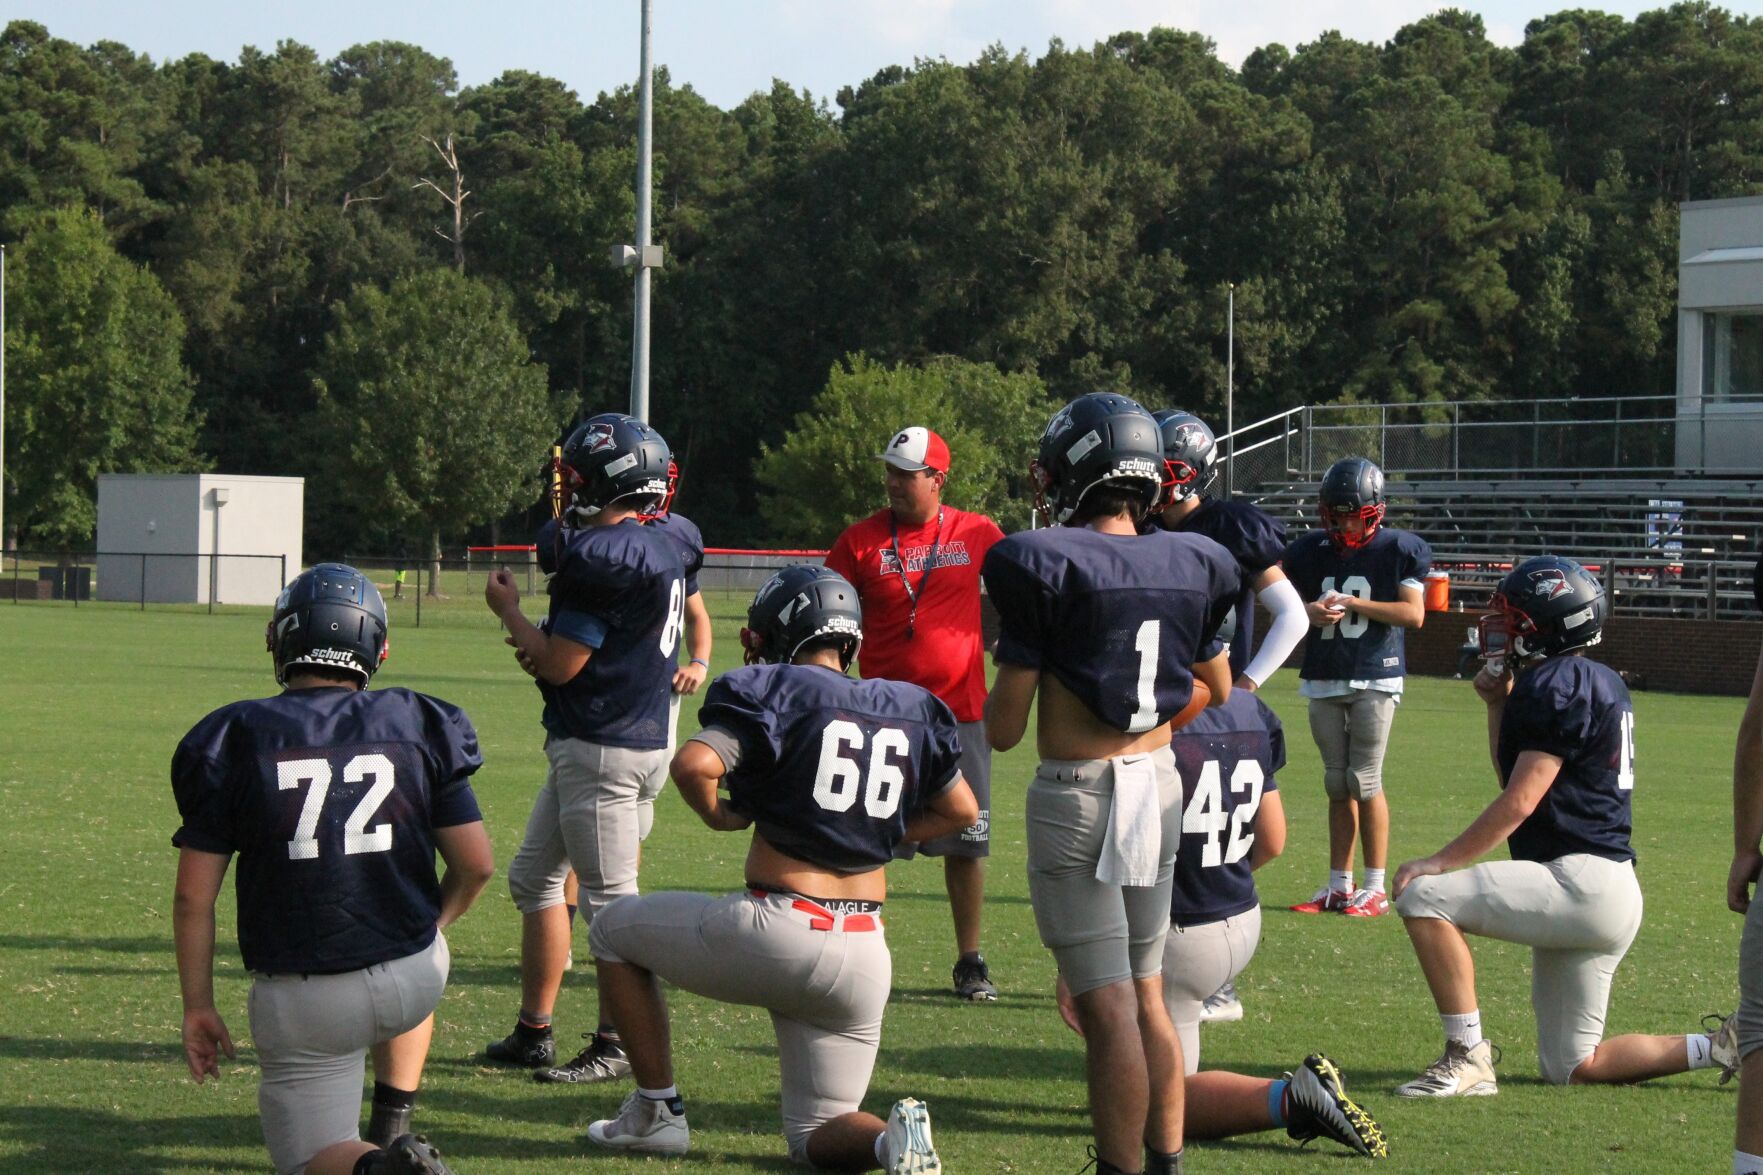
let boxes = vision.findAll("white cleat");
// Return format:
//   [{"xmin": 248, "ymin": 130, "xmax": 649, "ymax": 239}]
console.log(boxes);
[
  {"xmin": 883, "ymin": 1098, "xmax": 941, "ymax": 1174},
  {"xmin": 1708, "ymin": 1012, "xmax": 1741, "ymax": 1085},
  {"xmin": 586, "ymin": 1090, "xmax": 689, "ymax": 1155},
  {"xmin": 1200, "ymin": 981, "xmax": 1244, "ymax": 1023},
  {"xmin": 1395, "ymin": 1040, "xmax": 1499, "ymax": 1098}
]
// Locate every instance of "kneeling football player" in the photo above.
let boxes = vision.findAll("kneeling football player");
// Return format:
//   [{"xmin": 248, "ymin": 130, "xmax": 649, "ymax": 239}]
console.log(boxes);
[
  {"xmin": 172, "ymin": 564, "xmax": 494, "ymax": 1175},
  {"xmin": 584, "ymin": 565, "xmax": 977, "ymax": 1170}
]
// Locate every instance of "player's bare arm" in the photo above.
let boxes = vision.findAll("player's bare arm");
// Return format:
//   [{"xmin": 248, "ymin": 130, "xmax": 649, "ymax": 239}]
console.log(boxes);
[
  {"xmin": 1193, "ymin": 648, "xmax": 1232, "ymax": 707},
  {"xmin": 905, "ymin": 776, "xmax": 980, "ymax": 845},
  {"xmin": 484, "ymin": 568, "xmax": 592, "ymax": 684},
  {"xmin": 1248, "ymin": 789, "xmax": 1288, "ymax": 871},
  {"xmin": 1336, "ymin": 584, "xmax": 1426, "ymax": 629},
  {"xmin": 433, "ymin": 821, "xmax": 495, "ymax": 929},
  {"xmin": 1730, "ymin": 643, "xmax": 1763, "ymax": 913},
  {"xmin": 669, "ymin": 740, "xmax": 751, "ymax": 832},
  {"xmin": 985, "ymin": 664, "xmax": 1039, "ymax": 752},
  {"xmin": 672, "ymin": 590, "xmax": 712, "ymax": 695},
  {"xmin": 1392, "ymin": 750, "xmax": 1560, "ymax": 897},
  {"xmin": 173, "ymin": 847, "xmax": 235, "ymax": 1083}
]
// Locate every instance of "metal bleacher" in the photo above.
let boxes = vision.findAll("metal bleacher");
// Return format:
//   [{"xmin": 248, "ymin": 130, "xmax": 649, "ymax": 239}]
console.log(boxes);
[{"xmin": 1243, "ymin": 477, "xmax": 1763, "ymax": 620}]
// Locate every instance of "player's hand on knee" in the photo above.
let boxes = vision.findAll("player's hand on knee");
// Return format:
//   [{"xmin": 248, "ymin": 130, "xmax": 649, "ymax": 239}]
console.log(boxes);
[
  {"xmin": 1729, "ymin": 849, "xmax": 1763, "ymax": 914},
  {"xmin": 1392, "ymin": 857, "xmax": 1439, "ymax": 899},
  {"xmin": 181, "ymin": 1006, "xmax": 235, "ymax": 1083},
  {"xmin": 1055, "ymin": 974, "xmax": 1083, "ymax": 1037}
]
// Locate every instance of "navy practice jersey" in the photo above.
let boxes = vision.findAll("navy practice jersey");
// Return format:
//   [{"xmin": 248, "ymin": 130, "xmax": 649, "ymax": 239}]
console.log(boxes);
[
  {"xmin": 537, "ymin": 513, "xmax": 702, "ymax": 598},
  {"xmin": 170, "ymin": 687, "xmax": 484, "ymax": 975},
  {"xmin": 1498, "ymin": 655, "xmax": 1636, "ymax": 864},
  {"xmin": 1165, "ymin": 498, "xmax": 1287, "ymax": 677},
  {"xmin": 695, "ymin": 664, "xmax": 963, "ymax": 874},
  {"xmin": 540, "ymin": 518, "xmax": 686, "ymax": 749},
  {"xmin": 984, "ymin": 527, "xmax": 1240, "ymax": 733},
  {"xmin": 1169, "ymin": 691, "xmax": 1284, "ymax": 927},
  {"xmin": 1283, "ymin": 527, "xmax": 1431, "ymax": 682}
]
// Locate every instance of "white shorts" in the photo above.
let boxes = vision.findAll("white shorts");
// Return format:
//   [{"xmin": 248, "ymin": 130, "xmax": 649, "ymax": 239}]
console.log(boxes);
[
  {"xmin": 590, "ymin": 888, "xmax": 891, "ymax": 1161},
  {"xmin": 1395, "ymin": 853, "xmax": 1642, "ymax": 1083},
  {"xmin": 249, "ymin": 935, "xmax": 449, "ymax": 1173},
  {"xmin": 1162, "ymin": 906, "xmax": 1261, "ymax": 1074}
]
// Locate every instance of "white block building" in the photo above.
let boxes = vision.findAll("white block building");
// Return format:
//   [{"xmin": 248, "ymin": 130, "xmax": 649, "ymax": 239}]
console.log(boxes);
[
  {"xmin": 96, "ymin": 474, "xmax": 303, "ymax": 605},
  {"xmin": 1676, "ymin": 195, "xmax": 1763, "ymax": 473}
]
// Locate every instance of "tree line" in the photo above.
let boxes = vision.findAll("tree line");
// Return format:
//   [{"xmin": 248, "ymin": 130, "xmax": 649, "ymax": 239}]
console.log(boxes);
[{"xmin": 2, "ymin": 6, "xmax": 1760, "ymax": 552}]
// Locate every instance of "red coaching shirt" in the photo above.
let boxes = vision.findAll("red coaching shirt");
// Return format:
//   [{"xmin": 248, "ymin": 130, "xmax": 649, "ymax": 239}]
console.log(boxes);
[{"xmin": 825, "ymin": 506, "xmax": 1004, "ymax": 723}]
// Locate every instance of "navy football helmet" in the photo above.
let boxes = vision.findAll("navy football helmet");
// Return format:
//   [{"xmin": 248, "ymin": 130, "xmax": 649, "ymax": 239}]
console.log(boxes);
[
  {"xmin": 1152, "ymin": 408, "xmax": 1220, "ymax": 503},
  {"xmin": 267, "ymin": 563, "xmax": 388, "ymax": 686},
  {"xmin": 1480, "ymin": 554, "xmax": 1606, "ymax": 661},
  {"xmin": 1318, "ymin": 456, "xmax": 1386, "ymax": 550},
  {"xmin": 1033, "ymin": 393, "xmax": 1170, "ymax": 525},
  {"xmin": 742, "ymin": 565, "xmax": 863, "ymax": 670},
  {"xmin": 554, "ymin": 413, "xmax": 675, "ymax": 524}
]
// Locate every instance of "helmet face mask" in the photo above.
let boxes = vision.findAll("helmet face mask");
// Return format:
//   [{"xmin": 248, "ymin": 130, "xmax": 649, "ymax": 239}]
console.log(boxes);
[
  {"xmin": 1035, "ymin": 394, "xmax": 1169, "ymax": 526},
  {"xmin": 745, "ymin": 565, "xmax": 864, "ymax": 670},
  {"xmin": 267, "ymin": 563, "xmax": 389, "ymax": 686}
]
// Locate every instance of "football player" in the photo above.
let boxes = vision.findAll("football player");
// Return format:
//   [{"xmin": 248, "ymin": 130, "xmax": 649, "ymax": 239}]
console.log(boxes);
[
  {"xmin": 582, "ymin": 565, "xmax": 977, "ymax": 1170},
  {"xmin": 482, "ymin": 413, "xmax": 688, "ymax": 1084},
  {"xmin": 1725, "ymin": 548, "xmax": 1763, "ymax": 1175},
  {"xmin": 1283, "ymin": 456, "xmax": 1430, "ymax": 918},
  {"xmin": 1056, "ymin": 684, "xmax": 1388, "ymax": 1158},
  {"xmin": 1392, "ymin": 555, "xmax": 1737, "ymax": 1096},
  {"xmin": 983, "ymin": 392, "xmax": 1240, "ymax": 1175},
  {"xmin": 172, "ymin": 564, "xmax": 493, "ymax": 1175},
  {"xmin": 1153, "ymin": 408, "xmax": 1307, "ymax": 1023}
]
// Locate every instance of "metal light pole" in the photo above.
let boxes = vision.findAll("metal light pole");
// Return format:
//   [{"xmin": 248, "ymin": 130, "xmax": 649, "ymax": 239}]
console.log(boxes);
[
  {"xmin": 1224, "ymin": 282, "xmax": 1235, "ymax": 497},
  {"xmin": 627, "ymin": 0, "xmax": 658, "ymax": 423},
  {"xmin": 1, "ymin": 244, "xmax": 7, "ymax": 557}
]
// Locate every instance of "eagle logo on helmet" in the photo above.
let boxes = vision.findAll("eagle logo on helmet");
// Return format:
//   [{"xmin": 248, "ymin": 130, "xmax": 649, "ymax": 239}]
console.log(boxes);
[
  {"xmin": 1529, "ymin": 569, "xmax": 1572, "ymax": 600},
  {"xmin": 584, "ymin": 422, "xmax": 618, "ymax": 454},
  {"xmin": 1173, "ymin": 424, "xmax": 1207, "ymax": 451}
]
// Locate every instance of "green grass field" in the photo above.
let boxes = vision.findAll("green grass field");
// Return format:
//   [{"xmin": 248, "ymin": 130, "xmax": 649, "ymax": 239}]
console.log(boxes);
[{"xmin": 0, "ymin": 590, "xmax": 1754, "ymax": 1173}]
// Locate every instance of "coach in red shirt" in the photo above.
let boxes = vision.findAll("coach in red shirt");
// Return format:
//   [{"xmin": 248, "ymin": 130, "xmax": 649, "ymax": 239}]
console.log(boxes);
[{"xmin": 826, "ymin": 426, "xmax": 1007, "ymax": 1001}]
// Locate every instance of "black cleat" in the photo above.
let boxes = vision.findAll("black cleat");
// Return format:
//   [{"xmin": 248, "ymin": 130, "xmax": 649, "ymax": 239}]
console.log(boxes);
[
  {"xmin": 382, "ymin": 1133, "xmax": 454, "ymax": 1174},
  {"xmin": 535, "ymin": 1032, "xmax": 632, "ymax": 1084},
  {"xmin": 364, "ymin": 1103, "xmax": 412, "ymax": 1150},
  {"xmin": 952, "ymin": 954, "xmax": 998, "ymax": 1002},
  {"xmin": 483, "ymin": 1025, "xmax": 555, "ymax": 1068}
]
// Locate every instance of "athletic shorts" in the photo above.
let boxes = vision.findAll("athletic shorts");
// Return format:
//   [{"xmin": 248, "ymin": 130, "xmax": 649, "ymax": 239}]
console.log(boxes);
[
  {"xmin": 506, "ymin": 736, "xmax": 669, "ymax": 918},
  {"xmin": 590, "ymin": 888, "xmax": 891, "ymax": 1162},
  {"xmin": 1163, "ymin": 906, "xmax": 1261, "ymax": 1074},
  {"xmin": 1306, "ymin": 690, "xmax": 1399, "ymax": 800},
  {"xmin": 1025, "ymin": 746, "xmax": 1181, "ymax": 996},
  {"xmin": 249, "ymin": 935, "xmax": 449, "ymax": 1173},
  {"xmin": 1395, "ymin": 853, "xmax": 1642, "ymax": 1084},
  {"xmin": 895, "ymin": 719, "xmax": 991, "ymax": 860}
]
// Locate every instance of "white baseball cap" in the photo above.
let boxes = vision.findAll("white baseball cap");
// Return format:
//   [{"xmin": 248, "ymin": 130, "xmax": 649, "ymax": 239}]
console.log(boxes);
[{"xmin": 877, "ymin": 426, "xmax": 951, "ymax": 474}]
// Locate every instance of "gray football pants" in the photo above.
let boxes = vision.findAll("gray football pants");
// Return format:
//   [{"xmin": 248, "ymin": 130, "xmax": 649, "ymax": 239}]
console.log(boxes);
[
  {"xmin": 1162, "ymin": 906, "xmax": 1261, "ymax": 1074},
  {"xmin": 249, "ymin": 934, "xmax": 449, "ymax": 1173},
  {"xmin": 506, "ymin": 735, "xmax": 669, "ymax": 919},
  {"xmin": 590, "ymin": 888, "xmax": 891, "ymax": 1162}
]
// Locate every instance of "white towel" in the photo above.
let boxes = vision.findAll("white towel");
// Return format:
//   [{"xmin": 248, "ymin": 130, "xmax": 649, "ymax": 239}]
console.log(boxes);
[{"xmin": 1095, "ymin": 753, "xmax": 1161, "ymax": 887}]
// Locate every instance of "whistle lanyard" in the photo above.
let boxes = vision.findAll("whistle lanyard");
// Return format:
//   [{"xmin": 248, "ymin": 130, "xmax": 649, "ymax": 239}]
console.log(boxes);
[{"xmin": 887, "ymin": 508, "xmax": 944, "ymax": 641}]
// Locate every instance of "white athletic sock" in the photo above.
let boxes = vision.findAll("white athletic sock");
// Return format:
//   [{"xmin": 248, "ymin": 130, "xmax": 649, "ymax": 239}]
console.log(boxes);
[
  {"xmin": 1362, "ymin": 868, "xmax": 1386, "ymax": 894},
  {"xmin": 1734, "ymin": 1150, "xmax": 1763, "ymax": 1175},
  {"xmin": 1329, "ymin": 870, "xmax": 1354, "ymax": 894},
  {"xmin": 640, "ymin": 1084, "xmax": 680, "ymax": 1101},
  {"xmin": 1688, "ymin": 1034, "xmax": 1714, "ymax": 1070},
  {"xmin": 1442, "ymin": 1011, "xmax": 1483, "ymax": 1050}
]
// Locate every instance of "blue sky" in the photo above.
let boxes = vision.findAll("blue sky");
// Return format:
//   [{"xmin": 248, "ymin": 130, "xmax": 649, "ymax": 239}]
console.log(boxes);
[{"xmin": 14, "ymin": 1, "xmax": 1763, "ymax": 110}]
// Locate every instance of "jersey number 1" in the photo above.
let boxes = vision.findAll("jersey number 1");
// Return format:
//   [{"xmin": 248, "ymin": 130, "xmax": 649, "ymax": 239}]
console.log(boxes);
[{"xmin": 277, "ymin": 754, "xmax": 396, "ymax": 861}]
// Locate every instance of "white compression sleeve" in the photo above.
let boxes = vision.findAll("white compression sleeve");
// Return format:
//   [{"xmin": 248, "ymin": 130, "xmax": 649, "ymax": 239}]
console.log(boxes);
[{"xmin": 1241, "ymin": 576, "xmax": 1307, "ymax": 687}]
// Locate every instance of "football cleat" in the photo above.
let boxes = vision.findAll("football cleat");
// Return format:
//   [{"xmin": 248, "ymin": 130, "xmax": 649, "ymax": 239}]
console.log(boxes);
[
  {"xmin": 1285, "ymin": 1053, "xmax": 1388, "ymax": 1158},
  {"xmin": 883, "ymin": 1098, "xmax": 942, "ymax": 1174},
  {"xmin": 586, "ymin": 1090, "xmax": 689, "ymax": 1155},
  {"xmin": 535, "ymin": 1032, "xmax": 632, "ymax": 1084},
  {"xmin": 953, "ymin": 954, "xmax": 999, "ymax": 1002},
  {"xmin": 1342, "ymin": 888, "xmax": 1389, "ymax": 918},
  {"xmin": 1395, "ymin": 1040, "xmax": 1499, "ymax": 1097},
  {"xmin": 1290, "ymin": 887, "xmax": 1352, "ymax": 914},
  {"xmin": 380, "ymin": 1134, "xmax": 455, "ymax": 1174},
  {"xmin": 1706, "ymin": 1012, "xmax": 1741, "ymax": 1084},
  {"xmin": 482, "ymin": 1025, "xmax": 555, "ymax": 1068},
  {"xmin": 1199, "ymin": 982, "xmax": 1244, "ymax": 1022}
]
